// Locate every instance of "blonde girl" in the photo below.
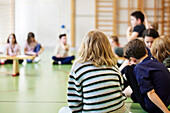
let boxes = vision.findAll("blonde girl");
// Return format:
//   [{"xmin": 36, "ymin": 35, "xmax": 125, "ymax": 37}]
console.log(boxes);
[
  {"xmin": 151, "ymin": 38, "xmax": 170, "ymax": 69},
  {"xmin": 67, "ymin": 30, "xmax": 126, "ymax": 113}
]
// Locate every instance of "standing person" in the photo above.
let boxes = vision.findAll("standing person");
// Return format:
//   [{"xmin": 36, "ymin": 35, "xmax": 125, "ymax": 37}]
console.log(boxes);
[
  {"xmin": 52, "ymin": 34, "xmax": 75, "ymax": 64},
  {"xmin": 3, "ymin": 33, "xmax": 23, "ymax": 64},
  {"xmin": 67, "ymin": 30, "xmax": 126, "ymax": 113},
  {"xmin": 24, "ymin": 32, "xmax": 44, "ymax": 63},
  {"xmin": 123, "ymin": 39, "xmax": 170, "ymax": 113}
]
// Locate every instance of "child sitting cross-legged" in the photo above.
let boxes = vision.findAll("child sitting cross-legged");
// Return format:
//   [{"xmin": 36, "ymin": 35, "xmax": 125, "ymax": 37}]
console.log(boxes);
[
  {"xmin": 24, "ymin": 32, "xmax": 44, "ymax": 63},
  {"xmin": 2, "ymin": 33, "xmax": 23, "ymax": 64},
  {"xmin": 52, "ymin": 34, "xmax": 75, "ymax": 65}
]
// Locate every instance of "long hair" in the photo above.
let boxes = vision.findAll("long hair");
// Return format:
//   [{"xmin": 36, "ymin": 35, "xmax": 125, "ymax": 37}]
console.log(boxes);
[
  {"xmin": 110, "ymin": 35, "xmax": 120, "ymax": 46},
  {"xmin": 151, "ymin": 38, "xmax": 170, "ymax": 63},
  {"xmin": 27, "ymin": 32, "xmax": 35, "ymax": 44},
  {"xmin": 7, "ymin": 33, "xmax": 17, "ymax": 44},
  {"xmin": 77, "ymin": 30, "xmax": 117, "ymax": 67}
]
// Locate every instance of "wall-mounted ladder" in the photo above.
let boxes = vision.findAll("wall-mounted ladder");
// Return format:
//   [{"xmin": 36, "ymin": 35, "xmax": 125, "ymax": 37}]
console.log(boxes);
[
  {"xmin": 162, "ymin": 0, "xmax": 170, "ymax": 37},
  {"xmin": 95, "ymin": 0, "xmax": 117, "ymax": 36}
]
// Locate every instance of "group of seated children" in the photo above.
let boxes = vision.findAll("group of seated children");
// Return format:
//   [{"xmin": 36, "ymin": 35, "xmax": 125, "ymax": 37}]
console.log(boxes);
[
  {"xmin": 1, "ymin": 32, "xmax": 44, "ymax": 64},
  {"xmin": 65, "ymin": 10, "xmax": 170, "ymax": 113},
  {"xmin": 1, "ymin": 32, "xmax": 75, "ymax": 65}
]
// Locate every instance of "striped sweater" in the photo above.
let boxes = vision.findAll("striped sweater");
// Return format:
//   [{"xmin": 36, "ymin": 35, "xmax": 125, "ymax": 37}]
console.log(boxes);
[{"xmin": 67, "ymin": 62, "xmax": 126, "ymax": 113}]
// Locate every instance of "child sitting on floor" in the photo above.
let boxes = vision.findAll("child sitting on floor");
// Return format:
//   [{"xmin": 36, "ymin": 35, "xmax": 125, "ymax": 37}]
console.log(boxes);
[
  {"xmin": 24, "ymin": 32, "xmax": 44, "ymax": 63},
  {"xmin": 151, "ymin": 38, "xmax": 170, "ymax": 71},
  {"xmin": 66, "ymin": 30, "xmax": 126, "ymax": 113},
  {"xmin": 123, "ymin": 39, "xmax": 170, "ymax": 113},
  {"xmin": 2, "ymin": 33, "xmax": 23, "ymax": 64},
  {"xmin": 52, "ymin": 34, "xmax": 75, "ymax": 64}
]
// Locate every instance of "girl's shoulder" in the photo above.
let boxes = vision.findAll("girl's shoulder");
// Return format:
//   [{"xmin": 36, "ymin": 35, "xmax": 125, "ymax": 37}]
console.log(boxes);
[{"xmin": 71, "ymin": 61, "xmax": 92, "ymax": 72}]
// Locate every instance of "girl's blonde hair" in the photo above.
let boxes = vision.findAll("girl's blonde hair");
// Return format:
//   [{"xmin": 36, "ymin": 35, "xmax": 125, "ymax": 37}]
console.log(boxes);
[
  {"xmin": 77, "ymin": 30, "xmax": 117, "ymax": 67},
  {"xmin": 151, "ymin": 38, "xmax": 170, "ymax": 63}
]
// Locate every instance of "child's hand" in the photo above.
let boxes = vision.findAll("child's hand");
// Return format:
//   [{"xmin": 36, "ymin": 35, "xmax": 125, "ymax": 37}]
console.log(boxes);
[
  {"xmin": 56, "ymin": 55, "xmax": 61, "ymax": 58},
  {"xmin": 127, "ymin": 26, "xmax": 132, "ymax": 33}
]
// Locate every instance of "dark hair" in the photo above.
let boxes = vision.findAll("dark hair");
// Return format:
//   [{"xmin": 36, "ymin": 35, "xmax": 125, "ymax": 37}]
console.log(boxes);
[
  {"xmin": 124, "ymin": 39, "xmax": 146, "ymax": 59},
  {"xmin": 27, "ymin": 32, "xmax": 35, "ymax": 44},
  {"xmin": 131, "ymin": 11, "xmax": 145, "ymax": 23},
  {"xmin": 7, "ymin": 33, "xmax": 17, "ymax": 44},
  {"xmin": 59, "ymin": 34, "xmax": 66, "ymax": 39},
  {"xmin": 142, "ymin": 28, "xmax": 159, "ymax": 39},
  {"xmin": 110, "ymin": 35, "xmax": 119, "ymax": 43}
]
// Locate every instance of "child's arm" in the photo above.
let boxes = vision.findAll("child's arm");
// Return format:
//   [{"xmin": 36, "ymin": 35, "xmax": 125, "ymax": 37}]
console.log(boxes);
[
  {"xmin": 64, "ymin": 44, "xmax": 69, "ymax": 51},
  {"xmin": 54, "ymin": 45, "xmax": 61, "ymax": 57},
  {"xmin": 147, "ymin": 89, "xmax": 170, "ymax": 113},
  {"xmin": 143, "ymin": 12, "xmax": 149, "ymax": 29},
  {"xmin": 18, "ymin": 49, "xmax": 21, "ymax": 55},
  {"xmin": 119, "ymin": 59, "xmax": 131, "ymax": 71},
  {"xmin": 5, "ymin": 46, "xmax": 9, "ymax": 55},
  {"xmin": 18, "ymin": 44, "xmax": 21, "ymax": 55},
  {"xmin": 126, "ymin": 26, "xmax": 139, "ymax": 41},
  {"xmin": 24, "ymin": 47, "xmax": 36, "ymax": 56}
]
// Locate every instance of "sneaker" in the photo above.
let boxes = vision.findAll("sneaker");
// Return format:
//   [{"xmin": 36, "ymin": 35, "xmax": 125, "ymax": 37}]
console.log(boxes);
[
  {"xmin": 58, "ymin": 61, "xmax": 62, "ymax": 65},
  {"xmin": 53, "ymin": 61, "xmax": 58, "ymax": 65},
  {"xmin": 33, "ymin": 57, "xmax": 41, "ymax": 63}
]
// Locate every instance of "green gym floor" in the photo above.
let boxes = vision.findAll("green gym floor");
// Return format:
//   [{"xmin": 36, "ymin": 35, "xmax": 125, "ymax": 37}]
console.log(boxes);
[{"xmin": 0, "ymin": 48, "xmax": 152, "ymax": 113}]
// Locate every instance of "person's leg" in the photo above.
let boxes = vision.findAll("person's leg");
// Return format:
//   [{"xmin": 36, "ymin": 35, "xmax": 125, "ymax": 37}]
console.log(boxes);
[
  {"xmin": 52, "ymin": 56, "xmax": 64, "ymax": 65},
  {"xmin": 61, "ymin": 56, "xmax": 75, "ymax": 64},
  {"xmin": 27, "ymin": 59, "xmax": 32, "ymax": 63},
  {"xmin": 4, "ymin": 60, "xmax": 13, "ymax": 64},
  {"xmin": 32, "ymin": 44, "xmax": 42, "ymax": 63},
  {"xmin": 33, "ymin": 44, "xmax": 41, "ymax": 54},
  {"xmin": 19, "ymin": 60, "xmax": 23, "ymax": 64},
  {"xmin": 123, "ymin": 65, "xmax": 148, "ymax": 111},
  {"xmin": 52, "ymin": 56, "xmax": 75, "ymax": 64}
]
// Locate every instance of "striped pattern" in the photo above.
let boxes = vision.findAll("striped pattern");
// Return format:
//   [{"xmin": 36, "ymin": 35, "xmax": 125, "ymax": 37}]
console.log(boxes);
[{"xmin": 67, "ymin": 62, "xmax": 126, "ymax": 113}]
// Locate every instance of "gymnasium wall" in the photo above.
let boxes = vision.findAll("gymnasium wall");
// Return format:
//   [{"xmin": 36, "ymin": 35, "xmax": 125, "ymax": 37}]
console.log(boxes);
[{"xmin": 1, "ymin": 0, "xmax": 164, "ymax": 51}]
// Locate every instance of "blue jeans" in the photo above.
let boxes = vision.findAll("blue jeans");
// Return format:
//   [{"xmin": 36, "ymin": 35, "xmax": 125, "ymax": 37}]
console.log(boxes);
[
  {"xmin": 27, "ymin": 44, "xmax": 41, "ymax": 63},
  {"xmin": 52, "ymin": 56, "xmax": 75, "ymax": 64}
]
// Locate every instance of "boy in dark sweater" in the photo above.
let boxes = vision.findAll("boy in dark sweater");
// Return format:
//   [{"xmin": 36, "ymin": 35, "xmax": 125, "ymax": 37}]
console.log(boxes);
[{"xmin": 123, "ymin": 39, "xmax": 170, "ymax": 113}]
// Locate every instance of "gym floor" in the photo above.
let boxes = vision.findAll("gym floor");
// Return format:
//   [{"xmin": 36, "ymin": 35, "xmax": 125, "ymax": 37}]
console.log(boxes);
[{"xmin": 0, "ymin": 48, "xmax": 148, "ymax": 113}]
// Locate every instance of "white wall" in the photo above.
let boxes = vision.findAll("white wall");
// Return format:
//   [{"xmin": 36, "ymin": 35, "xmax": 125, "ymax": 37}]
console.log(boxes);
[
  {"xmin": 15, "ymin": 0, "xmax": 96, "ymax": 50},
  {"xmin": 75, "ymin": 0, "xmax": 95, "ymax": 49},
  {"xmin": 15, "ymin": 0, "xmax": 71, "ymax": 49}
]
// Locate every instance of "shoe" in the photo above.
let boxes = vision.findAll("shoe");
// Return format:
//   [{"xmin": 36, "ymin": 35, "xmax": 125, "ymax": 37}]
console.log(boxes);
[
  {"xmin": 33, "ymin": 57, "xmax": 41, "ymax": 63},
  {"xmin": 0, "ymin": 62, "xmax": 4, "ymax": 65},
  {"xmin": 58, "ymin": 61, "xmax": 62, "ymax": 65},
  {"xmin": 53, "ymin": 61, "xmax": 58, "ymax": 65}
]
